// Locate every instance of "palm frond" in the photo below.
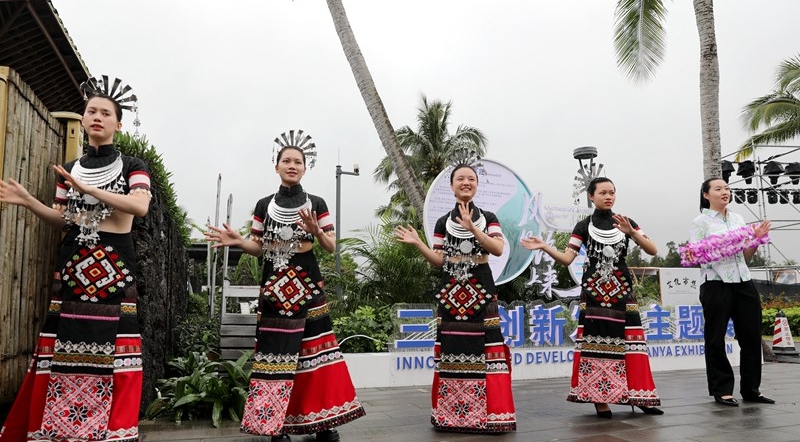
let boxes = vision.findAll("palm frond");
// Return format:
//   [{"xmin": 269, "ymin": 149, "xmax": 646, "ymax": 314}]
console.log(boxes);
[
  {"xmin": 372, "ymin": 155, "xmax": 396, "ymax": 184},
  {"xmin": 776, "ymin": 54, "xmax": 800, "ymax": 92},
  {"xmin": 736, "ymin": 118, "xmax": 800, "ymax": 161},
  {"xmin": 373, "ymin": 92, "xmax": 488, "ymax": 223},
  {"xmin": 737, "ymin": 54, "xmax": 800, "ymax": 160},
  {"xmin": 734, "ymin": 141, "xmax": 755, "ymax": 162},
  {"xmin": 741, "ymin": 93, "xmax": 800, "ymax": 131},
  {"xmin": 613, "ymin": 0, "xmax": 668, "ymax": 83}
]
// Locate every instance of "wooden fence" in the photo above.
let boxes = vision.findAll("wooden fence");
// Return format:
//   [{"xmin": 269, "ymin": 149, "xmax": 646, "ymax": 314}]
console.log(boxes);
[{"xmin": 0, "ymin": 67, "xmax": 65, "ymax": 403}]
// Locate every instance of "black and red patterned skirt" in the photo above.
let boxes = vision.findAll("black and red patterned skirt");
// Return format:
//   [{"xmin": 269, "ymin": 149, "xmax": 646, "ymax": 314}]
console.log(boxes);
[
  {"xmin": 1, "ymin": 230, "xmax": 142, "ymax": 442},
  {"xmin": 567, "ymin": 285, "xmax": 660, "ymax": 407},
  {"xmin": 240, "ymin": 251, "xmax": 365, "ymax": 436},
  {"xmin": 430, "ymin": 264, "xmax": 516, "ymax": 434}
]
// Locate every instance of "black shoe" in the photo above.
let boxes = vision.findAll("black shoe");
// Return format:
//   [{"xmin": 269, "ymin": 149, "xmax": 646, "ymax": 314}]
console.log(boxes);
[
  {"xmin": 714, "ymin": 396, "xmax": 739, "ymax": 407},
  {"xmin": 315, "ymin": 429, "xmax": 341, "ymax": 442},
  {"xmin": 632, "ymin": 405, "xmax": 664, "ymax": 415},
  {"xmin": 271, "ymin": 435, "xmax": 291, "ymax": 442},
  {"xmin": 594, "ymin": 404, "xmax": 612, "ymax": 419},
  {"xmin": 743, "ymin": 395, "xmax": 775, "ymax": 404}
]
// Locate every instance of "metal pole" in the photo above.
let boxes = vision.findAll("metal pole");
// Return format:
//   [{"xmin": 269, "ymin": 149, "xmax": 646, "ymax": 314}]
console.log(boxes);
[
  {"xmin": 221, "ymin": 193, "xmax": 233, "ymax": 314},
  {"xmin": 335, "ymin": 165, "xmax": 342, "ymax": 298},
  {"xmin": 210, "ymin": 173, "xmax": 222, "ymax": 317},
  {"xmin": 755, "ymin": 157, "xmax": 773, "ymax": 264},
  {"xmin": 334, "ymin": 164, "xmax": 359, "ymax": 298},
  {"xmin": 206, "ymin": 216, "xmax": 212, "ymax": 311}
]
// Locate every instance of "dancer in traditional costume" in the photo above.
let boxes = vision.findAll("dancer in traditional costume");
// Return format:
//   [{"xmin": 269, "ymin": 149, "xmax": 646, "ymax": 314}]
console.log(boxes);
[
  {"xmin": 205, "ymin": 130, "xmax": 364, "ymax": 442},
  {"xmin": 521, "ymin": 177, "xmax": 662, "ymax": 418},
  {"xmin": 687, "ymin": 178, "xmax": 773, "ymax": 406},
  {"xmin": 394, "ymin": 164, "xmax": 516, "ymax": 433},
  {"xmin": 0, "ymin": 76, "xmax": 150, "ymax": 441}
]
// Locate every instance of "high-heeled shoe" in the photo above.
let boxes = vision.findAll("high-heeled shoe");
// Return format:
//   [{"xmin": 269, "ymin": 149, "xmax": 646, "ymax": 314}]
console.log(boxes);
[
  {"xmin": 631, "ymin": 405, "xmax": 664, "ymax": 415},
  {"xmin": 594, "ymin": 404, "xmax": 612, "ymax": 419}
]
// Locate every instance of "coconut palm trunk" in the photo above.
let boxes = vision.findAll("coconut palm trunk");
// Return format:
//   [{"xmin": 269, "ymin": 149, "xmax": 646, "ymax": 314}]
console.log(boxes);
[
  {"xmin": 326, "ymin": 0, "xmax": 426, "ymax": 215},
  {"xmin": 614, "ymin": 0, "xmax": 722, "ymax": 179},
  {"xmin": 693, "ymin": 0, "xmax": 722, "ymax": 179}
]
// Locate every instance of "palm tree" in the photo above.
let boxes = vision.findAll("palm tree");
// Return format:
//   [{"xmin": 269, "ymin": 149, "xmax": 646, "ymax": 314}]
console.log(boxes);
[
  {"xmin": 614, "ymin": 0, "xmax": 721, "ymax": 179},
  {"xmin": 325, "ymin": 0, "xmax": 426, "ymax": 215},
  {"xmin": 340, "ymin": 222, "xmax": 440, "ymax": 307},
  {"xmin": 373, "ymin": 95, "xmax": 488, "ymax": 223},
  {"xmin": 736, "ymin": 54, "xmax": 800, "ymax": 160}
]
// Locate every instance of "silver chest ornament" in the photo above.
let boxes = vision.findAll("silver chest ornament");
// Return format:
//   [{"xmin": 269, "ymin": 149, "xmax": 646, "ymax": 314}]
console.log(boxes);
[
  {"xmin": 587, "ymin": 220, "xmax": 627, "ymax": 281},
  {"xmin": 443, "ymin": 212, "xmax": 486, "ymax": 282},
  {"xmin": 262, "ymin": 194, "xmax": 312, "ymax": 271},
  {"xmin": 62, "ymin": 154, "xmax": 126, "ymax": 246}
]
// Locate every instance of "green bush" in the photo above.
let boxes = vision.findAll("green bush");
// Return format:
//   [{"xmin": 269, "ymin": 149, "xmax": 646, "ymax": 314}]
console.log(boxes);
[
  {"xmin": 333, "ymin": 305, "xmax": 393, "ymax": 352},
  {"xmin": 762, "ymin": 307, "xmax": 800, "ymax": 337},
  {"xmin": 174, "ymin": 293, "xmax": 220, "ymax": 357},
  {"xmin": 186, "ymin": 292, "xmax": 207, "ymax": 316},
  {"xmin": 115, "ymin": 132, "xmax": 191, "ymax": 245},
  {"xmin": 145, "ymin": 351, "xmax": 252, "ymax": 427}
]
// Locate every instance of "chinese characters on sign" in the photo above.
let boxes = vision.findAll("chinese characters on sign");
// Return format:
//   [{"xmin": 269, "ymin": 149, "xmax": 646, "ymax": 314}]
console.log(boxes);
[{"xmin": 393, "ymin": 301, "xmax": 732, "ymax": 351}]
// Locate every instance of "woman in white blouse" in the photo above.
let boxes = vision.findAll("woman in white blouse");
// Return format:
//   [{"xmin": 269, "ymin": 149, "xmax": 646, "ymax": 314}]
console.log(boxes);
[{"xmin": 690, "ymin": 178, "xmax": 773, "ymax": 406}]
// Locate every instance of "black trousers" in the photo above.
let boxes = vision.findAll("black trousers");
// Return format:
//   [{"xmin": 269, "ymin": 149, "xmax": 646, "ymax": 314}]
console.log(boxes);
[{"xmin": 699, "ymin": 280, "xmax": 763, "ymax": 398}]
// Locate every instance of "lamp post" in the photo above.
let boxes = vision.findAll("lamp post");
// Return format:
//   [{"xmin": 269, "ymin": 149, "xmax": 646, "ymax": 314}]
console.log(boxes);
[
  {"xmin": 572, "ymin": 146, "xmax": 602, "ymax": 208},
  {"xmin": 335, "ymin": 164, "xmax": 360, "ymax": 297}
]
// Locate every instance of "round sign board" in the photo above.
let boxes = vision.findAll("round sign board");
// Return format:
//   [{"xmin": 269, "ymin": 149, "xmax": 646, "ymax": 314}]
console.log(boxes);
[{"xmin": 423, "ymin": 159, "xmax": 538, "ymax": 285}]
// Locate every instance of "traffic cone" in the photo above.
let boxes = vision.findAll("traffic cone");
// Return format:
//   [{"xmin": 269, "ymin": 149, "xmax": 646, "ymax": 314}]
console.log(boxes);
[{"xmin": 772, "ymin": 310, "xmax": 800, "ymax": 356}]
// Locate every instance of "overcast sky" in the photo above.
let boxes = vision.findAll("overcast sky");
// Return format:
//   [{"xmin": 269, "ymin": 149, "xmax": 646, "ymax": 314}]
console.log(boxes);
[{"xmin": 51, "ymin": 1, "xmax": 800, "ymax": 264}]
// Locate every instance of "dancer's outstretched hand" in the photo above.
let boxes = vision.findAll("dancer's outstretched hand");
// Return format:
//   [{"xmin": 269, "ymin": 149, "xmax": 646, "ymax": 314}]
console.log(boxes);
[
  {"xmin": 455, "ymin": 201, "xmax": 475, "ymax": 233},
  {"xmin": 0, "ymin": 178, "xmax": 33, "ymax": 207},
  {"xmin": 205, "ymin": 223, "xmax": 243, "ymax": 248},
  {"xmin": 394, "ymin": 224, "xmax": 421, "ymax": 245},
  {"xmin": 520, "ymin": 236, "xmax": 547, "ymax": 251},
  {"xmin": 298, "ymin": 208, "xmax": 321, "ymax": 236},
  {"xmin": 53, "ymin": 165, "xmax": 93, "ymax": 196},
  {"xmin": 612, "ymin": 214, "xmax": 634, "ymax": 235}
]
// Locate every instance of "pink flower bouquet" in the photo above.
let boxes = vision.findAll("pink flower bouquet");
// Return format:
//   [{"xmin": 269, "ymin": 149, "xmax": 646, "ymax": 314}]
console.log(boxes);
[{"xmin": 680, "ymin": 224, "xmax": 770, "ymax": 267}]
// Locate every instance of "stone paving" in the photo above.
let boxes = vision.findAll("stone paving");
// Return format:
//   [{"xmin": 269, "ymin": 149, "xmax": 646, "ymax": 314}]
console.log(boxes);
[{"xmin": 140, "ymin": 361, "xmax": 800, "ymax": 442}]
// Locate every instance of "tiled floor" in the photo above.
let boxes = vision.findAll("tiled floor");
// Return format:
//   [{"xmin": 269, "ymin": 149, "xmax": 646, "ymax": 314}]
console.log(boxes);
[{"xmin": 140, "ymin": 362, "xmax": 800, "ymax": 442}]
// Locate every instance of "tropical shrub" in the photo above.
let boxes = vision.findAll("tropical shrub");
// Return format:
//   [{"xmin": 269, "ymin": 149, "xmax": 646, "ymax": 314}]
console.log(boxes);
[
  {"xmin": 333, "ymin": 305, "xmax": 393, "ymax": 353},
  {"xmin": 341, "ymin": 222, "xmax": 440, "ymax": 309},
  {"xmin": 174, "ymin": 292, "xmax": 220, "ymax": 357},
  {"xmin": 762, "ymin": 307, "xmax": 800, "ymax": 337},
  {"xmin": 144, "ymin": 351, "xmax": 252, "ymax": 427}
]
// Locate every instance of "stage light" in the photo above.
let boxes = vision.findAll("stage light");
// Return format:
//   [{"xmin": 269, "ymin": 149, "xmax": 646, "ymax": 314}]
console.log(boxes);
[
  {"xmin": 764, "ymin": 161, "xmax": 785, "ymax": 185},
  {"xmin": 733, "ymin": 189, "xmax": 745, "ymax": 204},
  {"xmin": 737, "ymin": 160, "xmax": 755, "ymax": 184},
  {"xmin": 767, "ymin": 189, "xmax": 778, "ymax": 204},
  {"xmin": 747, "ymin": 189, "xmax": 758, "ymax": 204},
  {"xmin": 721, "ymin": 160, "xmax": 735, "ymax": 183},
  {"xmin": 780, "ymin": 189, "xmax": 790, "ymax": 204},
  {"xmin": 785, "ymin": 162, "xmax": 800, "ymax": 185}
]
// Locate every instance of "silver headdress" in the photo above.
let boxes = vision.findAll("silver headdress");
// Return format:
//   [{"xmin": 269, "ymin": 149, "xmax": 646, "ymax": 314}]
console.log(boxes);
[
  {"xmin": 272, "ymin": 129, "xmax": 318, "ymax": 169},
  {"xmin": 80, "ymin": 75, "xmax": 141, "ymax": 137},
  {"xmin": 449, "ymin": 147, "xmax": 480, "ymax": 167},
  {"xmin": 446, "ymin": 147, "xmax": 486, "ymax": 180}
]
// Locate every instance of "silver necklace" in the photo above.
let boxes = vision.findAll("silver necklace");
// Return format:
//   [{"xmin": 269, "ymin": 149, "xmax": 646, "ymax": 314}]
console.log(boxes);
[
  {"xmin": 62, "ymin": 154, "xmax": 125, "ymax": 246},
  {"xmin": 262, "ymin": 193, "xmax": 312, "ymax": 270},
  {"xmin": 443, "ymin": 210, "xmax": 486, "ymax": 281},
  {"xmin": 70, "ymin": 154, "xmax": 123, "ymax": 187},
  {"xmin": 587, "ymin": 219, "xmax": 626, "ymax": 280}
]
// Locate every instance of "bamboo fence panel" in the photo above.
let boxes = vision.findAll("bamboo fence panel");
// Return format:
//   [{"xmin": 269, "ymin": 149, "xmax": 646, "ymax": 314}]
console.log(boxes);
[{"xmin": 0, "ymin": 67, "xmax": 65, "ymax": 403}]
